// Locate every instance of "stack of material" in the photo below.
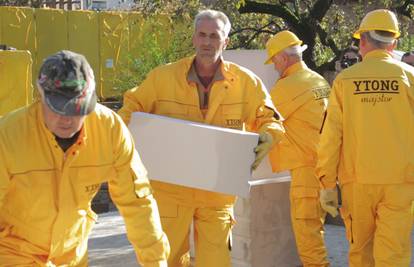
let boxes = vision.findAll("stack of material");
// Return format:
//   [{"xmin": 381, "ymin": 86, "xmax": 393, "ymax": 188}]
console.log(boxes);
[{"xmin": 232, "ymin": 168, "xmax": 301, "ymax": 267}]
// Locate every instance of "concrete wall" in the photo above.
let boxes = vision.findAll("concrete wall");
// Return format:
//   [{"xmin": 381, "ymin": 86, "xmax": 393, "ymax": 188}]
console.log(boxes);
[
  {"xmin": 232, "ymin": 181, "xmax": 301, "ymax": 267},
  {"xmin": 223, "ymin": 50, "xmax": 278, "ymax": 92},
  {"xmin": 223, "ymin": 50, "xmax": 300, "ymax": 266}
]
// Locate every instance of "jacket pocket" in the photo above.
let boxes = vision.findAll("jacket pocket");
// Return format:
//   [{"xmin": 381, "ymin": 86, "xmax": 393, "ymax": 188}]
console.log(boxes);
[
  {"xmin": 155, "ymin": 100, "xmax": 188, "ymax": 117},
  {"xmin": 0, "ymin": 223, "xmax": 11, "ymax": 238},
  {"xmin": 222, "ymin": 103, "xmax": 244, "ymax": 129},
  {"xmin": 8, "ymin": 170, "xmax": 54, "ymax": 222},
  {"xmin": 222, "ymin": 103, "xmax": 243, "ymax": 115},
  {"xmin": 157, "ymin": 200, "xmax": 178, "ymax": 218},
  {"xmin": 134, "ymin": 174, "xmax": 153, "ymax": 199},
  {"xmin": 290, "ymin": 187, "xmax": 319, "ymax": 219},
  {"xmin": 410, "ymin": 200, "xmax": 414, "ymax": 224},
  {"xmin": 62, "ymin": 209, "xmax": 97, "ymax": 265},
  {"xmin": 72, "ymin": 166, "xmax": 113, "ymax": 208},
  {"xmin": 405, "ymin": 163, "xmax": 414, "ymax": 183},
  {"xmin": 340, "ymin": 207, "xmax": 353, "ymax": 243}
]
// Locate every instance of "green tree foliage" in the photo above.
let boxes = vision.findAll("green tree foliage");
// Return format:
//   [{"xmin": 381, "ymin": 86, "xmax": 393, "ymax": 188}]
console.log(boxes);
[
  {"xmin": 236, "ymin": 0, "xmax": 414, "ymax": 72},
  {"xmin": 123, "ymin": 0, "xmax": 414, "ymax": 78},
  {"xmin": 112, "ymin": 16, "xmax": 194, "ymax": 95},
  {"xmin": 114, "ymin": 0, "xmax": 279, "ymax": 93}
]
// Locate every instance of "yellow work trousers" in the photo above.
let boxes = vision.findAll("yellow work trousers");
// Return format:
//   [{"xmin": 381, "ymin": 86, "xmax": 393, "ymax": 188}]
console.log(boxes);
[
  {"xmin": 290, "ymin": 166, "xmax": 329, "ymax": 267},
  {"xmin": 340, "ymin": 182, "xmax": 414, "ymax": 267},
  {"xmin": 0, "ymin": 234, "xmax": 88, "ymax": 267},
  {"xmin": 156, "ymin": 197, "xmax": 234, "ymax": 267}
]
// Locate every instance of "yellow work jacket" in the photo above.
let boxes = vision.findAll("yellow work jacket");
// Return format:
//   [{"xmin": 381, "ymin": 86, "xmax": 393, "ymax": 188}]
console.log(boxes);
[
  {"xmin": 269, "ymin": 61, "xmax": 330, "ymax": 172},
  {"xmin": 0, "ymin": 102, "xmax": 169, "ymax": 266},
  {"xmin": 316, "ymin": 50, "xmax": 414, "ymax": 188},
  {"xmin": 118, "ymin": 56, "xmax": 284, "ymax": 206}
]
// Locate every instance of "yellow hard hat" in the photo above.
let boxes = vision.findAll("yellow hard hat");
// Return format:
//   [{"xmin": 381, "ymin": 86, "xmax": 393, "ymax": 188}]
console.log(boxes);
[
  {"xmin": 264, "ymin": 30, "xmax": 302, "ymax": 64},
  {"xmin": 353, "ymin": 9, "xmax": 400, "ymax": 39}
]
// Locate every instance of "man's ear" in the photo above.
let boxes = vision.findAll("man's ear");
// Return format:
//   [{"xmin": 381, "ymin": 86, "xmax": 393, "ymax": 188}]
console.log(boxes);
[
  {"xmin": 223, "ymin": 37, "xmax": 230, "ymax": 50},
  {"xmin": 391, "ymin": 39, "xmax": 397, "ymax": 50},
  {"xmin": 281, "ymin": 52, "xmax": 289, "ymax": 64},
  {"xmin": 359, "ymin": 35, "xmax": 367, "ymax": 47},
  {"xmin": 36, "ymin": 82, "xmax": 45, "ymax": 101}
]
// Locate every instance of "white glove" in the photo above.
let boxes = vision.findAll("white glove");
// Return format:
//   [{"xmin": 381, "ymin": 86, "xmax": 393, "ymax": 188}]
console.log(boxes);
[
  {"xmin": 251, "ymin": 131, "xmax": 273, "ymax": 170},
  {"xmin": 319, "ymin": 188, "xmax": 339, "ymax": 217}
]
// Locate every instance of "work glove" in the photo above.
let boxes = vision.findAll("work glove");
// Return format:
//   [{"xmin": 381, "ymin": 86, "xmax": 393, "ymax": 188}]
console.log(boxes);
[
  {"xmin": 251, "ymin": 131, "xmax": 273, "ymax": 170},
  {"xmin": 319, "ymin": 188, "xmax": 339, "ymax": 217}
]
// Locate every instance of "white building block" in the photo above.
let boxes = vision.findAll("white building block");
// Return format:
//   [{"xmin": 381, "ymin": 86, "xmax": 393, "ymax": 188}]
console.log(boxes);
[{"xmin": 128, "ymin": 112, "xmax": 258, "ymax": 197}]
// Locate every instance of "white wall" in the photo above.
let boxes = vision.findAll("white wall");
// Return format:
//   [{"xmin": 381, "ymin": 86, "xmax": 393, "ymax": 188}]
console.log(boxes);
[{"xmin": 223, "ymin": 49, "xmax": 279, "ymax": 92}]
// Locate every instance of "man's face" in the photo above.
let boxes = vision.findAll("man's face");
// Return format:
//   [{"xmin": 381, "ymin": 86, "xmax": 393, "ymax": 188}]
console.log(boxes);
[
  {"xmin": 402, "ymin": 54, "xmax": 414, "ymax": 66},
  {"xmin": 358, "ymin": 36, "xmax": 369, "ymax": 58},
  {"xmin": 41, "ymin": 99, "xmax": 86, "ymax": 138},
  {"xmin": 192, "ymin": 18, "xmax": 228, "ymax": 64},
  {"xmin": 271, "ymin": 52, "xmax": 288, "ymax": 75}
]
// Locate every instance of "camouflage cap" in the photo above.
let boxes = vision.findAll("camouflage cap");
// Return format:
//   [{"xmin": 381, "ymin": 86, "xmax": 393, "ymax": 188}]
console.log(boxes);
[{"xmin": 38, "ymin": 50, "xmax": 96, "ymax": 116}]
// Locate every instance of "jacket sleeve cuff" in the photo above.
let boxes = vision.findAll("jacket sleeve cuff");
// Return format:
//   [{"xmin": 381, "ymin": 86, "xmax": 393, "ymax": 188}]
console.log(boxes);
[
  {"xmin": 319, "ymin": 175, "xmax": 337, "ymax": 189},
  {"xmin": 259, "ymin": 122, "xmax": 285, "ymax": 145},
  {"xmin": 141, "ymin": 260, "xmax": 168, "ymax": 267},
  {"xmin": 133, "ymin": 232, "xmax": 170, "ymax": 267}
]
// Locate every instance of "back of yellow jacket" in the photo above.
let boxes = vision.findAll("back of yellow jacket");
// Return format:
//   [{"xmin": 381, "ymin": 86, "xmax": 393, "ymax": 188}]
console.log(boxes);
[
  {"xmin": 316, "ymin": 50, "xmax": 414, "ymax": 188},
  {"xmin": 0, "ymin": 102, "xmax": 169, "ymax": 266},
  {"xmin": 269, "ymin": 61, "xmax": 330, "ymax": 172}
]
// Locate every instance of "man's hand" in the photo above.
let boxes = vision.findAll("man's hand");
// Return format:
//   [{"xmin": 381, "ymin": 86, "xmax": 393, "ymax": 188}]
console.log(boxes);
[
  {"xmin": 251, "ymin": 131, "xmax": 273, "ymax": 170},
  {"xmin": 320, "ymin": 188, "xmax": 339, "ymax": 217}
]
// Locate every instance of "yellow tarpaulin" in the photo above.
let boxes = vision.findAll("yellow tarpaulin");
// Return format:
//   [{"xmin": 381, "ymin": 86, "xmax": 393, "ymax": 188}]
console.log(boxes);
[
  {"xmin": 35, "ymin": 8, "xmax": 68, "ymax": 83},
  {"xmin": 0, "ymin": 50, "xmax": 33, "ymax": 116},
  {"xmin": 68, "ymin": 10, "xmax": 100, "ymax": 98},
  {"xmin": 0, "ymin": 7, "xmax": 177, "ymax": 100},
  {"xmin": 99, "ymin": 11, "xmax": 129, "ymax": 99},
  {"xmin": 0, "ymin": 7, "xmax": 36, "ymax": 52}
]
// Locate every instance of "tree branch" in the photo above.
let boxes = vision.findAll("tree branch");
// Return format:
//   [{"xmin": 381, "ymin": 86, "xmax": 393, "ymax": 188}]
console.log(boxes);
[
  {"xmin": 314, "ymin": 23, "xmax": 339, "ymax": 55},
  {"xmin": 237, "ymin": 30, "xmax": 264, "ymax": 49},
  {"xmin": 230, "ymin": 20, "xmax": 279, "ymax": 36},
  {"xmin": 293, "ymin": 0, "xmax": 300, "ymax": 17},
  {"xmin": 310, "ymin": 0, "xmax": 334, "ymax": 21},
  {"xmin": 230, "ymin": 27, "xmax": 276, "ymax": 36},
  {"xmin": 238, "ymin": 0, "xmax": 300, "ymax": 28},
  {"xmin": 394, "ymin": 0, "xmax": 414, "ymax": 19}
]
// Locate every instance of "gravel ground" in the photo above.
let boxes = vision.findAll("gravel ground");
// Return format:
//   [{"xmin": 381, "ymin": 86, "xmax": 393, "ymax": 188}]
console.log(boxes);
[{"xmin": 88, "ymin": 211, "xmax": 414, "ymax": 267}]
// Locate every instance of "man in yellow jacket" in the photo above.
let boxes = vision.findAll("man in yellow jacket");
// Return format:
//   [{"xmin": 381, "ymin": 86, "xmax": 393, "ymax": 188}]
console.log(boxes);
[
  {"xmin": 316, "ymin": 9, "xmax": 414, "ymax": 267},
  {"xmin": 118, "ymin": 9, "xmax": 285, "ymax": 267},
  {"xmin": 265, "ymin": 30, "xmax": 330, "ymax": 267},
  {"xmin": 0, "ymin": 50, "xmax": 170, "ymax": 266}
]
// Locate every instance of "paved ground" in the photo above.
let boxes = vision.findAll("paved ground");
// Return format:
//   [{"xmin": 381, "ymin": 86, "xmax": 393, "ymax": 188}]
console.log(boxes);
[{"xmin": 88, "ymin": 211, "xmax": 414, "ymax": 267}]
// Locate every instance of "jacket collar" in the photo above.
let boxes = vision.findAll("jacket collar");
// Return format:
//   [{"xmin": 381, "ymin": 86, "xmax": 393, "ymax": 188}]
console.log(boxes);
[
  {"xmin": 182, "ymin": 55, "xmax": 237, "ymax": 84},
  {"xmin": 282, "ymin": 61, "xmax": 307, "ymax": 78},
  {"xmin": 35, "ymin": 101, "xmax": 87, "ymax": 149},
  {"xmin": 363, "ymin": 49, "xmax": 393, "ymax": 61},
  {"xmin": 187, "ymin": 59, "xmax": 225, "ymax": 86}
]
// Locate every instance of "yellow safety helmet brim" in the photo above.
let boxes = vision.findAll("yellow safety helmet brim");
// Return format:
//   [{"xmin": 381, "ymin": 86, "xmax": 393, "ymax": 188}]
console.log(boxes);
[
  {"xmin": 353, "ymin": 9, "xmax": 400, "ymax": 40},
  {"xmin": 353, "ymin": 29, "xmax": 400, "ymax": 39}
]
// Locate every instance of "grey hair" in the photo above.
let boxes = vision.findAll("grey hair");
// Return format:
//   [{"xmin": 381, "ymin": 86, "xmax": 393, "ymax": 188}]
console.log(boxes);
[
  {"xmin": 194, "ymin": 9, "xmax": 231, "ymax": 37},
  {"xmin": 361, "ymin": 30, "xmax": 396, "ymax": 49},
  {"xmin": 283, "ymin": 45, "xmax": 306, "ymax": 60}
]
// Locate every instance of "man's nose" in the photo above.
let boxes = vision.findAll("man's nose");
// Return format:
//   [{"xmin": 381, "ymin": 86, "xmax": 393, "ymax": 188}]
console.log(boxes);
[
  {"xmin": 202, "ymin": 36, "xmax": 211, "ymax": 45},
  {"xmin": 59, "ymin": 115, "xmax": 72, "ymax": 124}
]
